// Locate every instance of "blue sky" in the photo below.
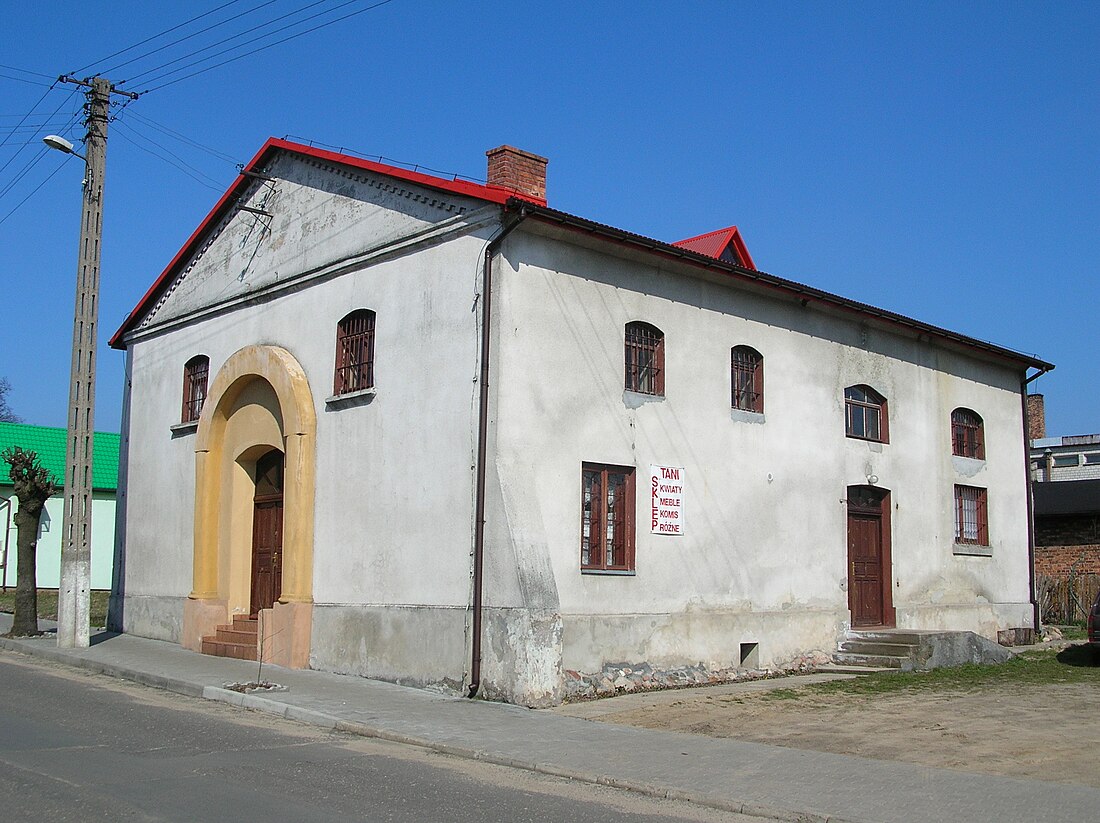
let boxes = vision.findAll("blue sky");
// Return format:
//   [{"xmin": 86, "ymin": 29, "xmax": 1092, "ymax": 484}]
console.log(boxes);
[{"xmin": 1, "ymin": 2, "xmax": 1096, "ymax": 435}]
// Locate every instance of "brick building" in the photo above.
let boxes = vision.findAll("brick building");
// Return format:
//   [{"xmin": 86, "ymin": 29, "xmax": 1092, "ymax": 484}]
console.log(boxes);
[{"xmin": 1028, "ymin": 394, "xmax": 1100, "ymax": 577}]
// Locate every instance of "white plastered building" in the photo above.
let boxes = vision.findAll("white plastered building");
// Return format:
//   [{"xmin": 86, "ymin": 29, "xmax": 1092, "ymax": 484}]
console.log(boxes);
[{"xmin": 109, "ymin": 138, "xmax": 1051, "ymax": 705}]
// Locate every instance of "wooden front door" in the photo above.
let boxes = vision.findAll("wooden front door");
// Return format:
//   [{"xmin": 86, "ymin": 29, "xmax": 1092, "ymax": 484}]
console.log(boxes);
[
  {"xmin": 250, "ymin": 449, "xmax": 284, "ymax": 616},
  {"xmin": 847, "ymin": 486, "xmax": 893, "ymax": 627}
]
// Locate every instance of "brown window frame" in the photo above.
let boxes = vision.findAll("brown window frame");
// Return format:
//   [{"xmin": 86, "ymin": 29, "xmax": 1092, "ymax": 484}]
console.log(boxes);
[
  {"xmin": 951, "ymin": 408, "xmax": 985, "ymax": 459},
  {"xmin": 181, "ymin": 355, "xmax": 209, "ymax": 424},
  {"xmin": 954, "ymin": 484, "xmax": 989, "ymax": 546},
  {"xmin": 624, "ymin": 322, "xmax": 664, "ymax": 396},
  {"xmin": 581, "ymin": 463, "xmax": 636, "ymax": 572},
  {"xmin": 731, "ymin": 346, "xmax": 764, "ymax": 413},
  {"xmin": 845, "ymin": 384, "xmax": 889, "ymax": 443},
  {"xmin": 334, "ymin": 309, "xmax": 376, "ymax": 396}
]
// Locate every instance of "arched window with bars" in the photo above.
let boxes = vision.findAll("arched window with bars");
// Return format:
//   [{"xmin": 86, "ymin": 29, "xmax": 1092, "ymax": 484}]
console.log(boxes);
[
  {"xmin": 731, "ymin": 346, "xmax": 763, "ymax": 413},
  {"xmin": 181, "ymin": 355, "xmax": 209, "ymax": 424},
  {"xmin": 951, "ymin": 408, "xmax": 985, "ymax": 459},
  {"xmin": 334, "ymin": 309, "xmax": 376, "ymax": 396},
  {"xmin": 624, "ymin": 321, "xmax": 664, "ymax": 396}
]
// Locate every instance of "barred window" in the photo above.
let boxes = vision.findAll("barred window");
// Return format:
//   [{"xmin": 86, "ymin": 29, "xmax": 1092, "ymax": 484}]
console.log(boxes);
[
  {"xmin": 581, "ymin": 463, "xmax": 636, "ymax": 572},
  {"xmin": 954, "ymin": 485, "xmax": 989, "ymax": 545},
  {"xmin": 334, "ymin": 309, "xmax": 376, "ymax": 396},
  {"xmin": 951, "ymin": 408, "xmax": 985, "ymax": 459},
  {"xmin": 845, "ymin": 385, "xmax": 888, "ymax": 443},
  {"xmin": 181, "ymin": 355, "xmax": 209, "ymax": 424},
  {"xmin": 731, "ymin": 346, "xmax": 763, "ymax": 413},
  {"xmin": 625, "ymin": 322, "xmax": 664, "ymax": 396}
]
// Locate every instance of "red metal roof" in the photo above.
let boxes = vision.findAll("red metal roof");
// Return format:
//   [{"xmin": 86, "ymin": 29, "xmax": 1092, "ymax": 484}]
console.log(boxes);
[
  {"xmin": 672, "ymin": 225, "xmax": 755, "ymax": 270},
  {"xmin": 108, "ymin": 138, "xmax": 1051, "ymax": 372},
  {"xmin": 109, "ymin": 137, "xmax": 545, "ymax": 348}
]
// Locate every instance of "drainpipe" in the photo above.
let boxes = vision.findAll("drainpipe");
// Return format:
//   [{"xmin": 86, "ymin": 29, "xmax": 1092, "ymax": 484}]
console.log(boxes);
[
  {"xmin": 468, "ymin": 205, "xmax": 527, "ymax": 698},
  {"xmin": 1021, "ymin": 365, "xmax": 1053, "ymax": 636}
]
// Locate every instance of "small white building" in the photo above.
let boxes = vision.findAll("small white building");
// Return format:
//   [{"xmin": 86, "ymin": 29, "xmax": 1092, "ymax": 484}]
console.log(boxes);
[
  {"xmin": 1, "ymin": 422, "xmax": 118, "ymax": 592},
  {"xmin": 109, "ymin": 139, "xmax": 1051, "ymax": 705}
]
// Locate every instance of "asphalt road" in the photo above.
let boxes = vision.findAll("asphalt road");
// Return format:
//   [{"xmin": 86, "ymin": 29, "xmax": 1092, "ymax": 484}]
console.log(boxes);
[{"xmin": 0, "ymin": 650, "xmax": 749, "ymax": 822}]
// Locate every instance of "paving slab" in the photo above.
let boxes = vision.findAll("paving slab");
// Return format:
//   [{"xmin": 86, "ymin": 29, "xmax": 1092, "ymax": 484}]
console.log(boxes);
[{"xmin": 2, "ymin": 613, "xmax": 1097, "ymax": 823}]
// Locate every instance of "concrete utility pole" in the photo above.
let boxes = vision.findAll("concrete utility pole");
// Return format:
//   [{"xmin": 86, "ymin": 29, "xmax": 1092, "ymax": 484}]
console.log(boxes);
[{"xmin": 53, "ymin": 75, "xmax": 135, "ymax": 648}]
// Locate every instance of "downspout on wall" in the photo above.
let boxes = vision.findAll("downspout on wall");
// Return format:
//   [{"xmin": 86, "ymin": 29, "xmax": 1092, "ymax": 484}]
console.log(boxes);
[
  {"xmin": 1022, "ymin": 365, "xmax": 1054, "ymax": 634},
  {"xmin": 468, "ymin": 205, "xmax": 528, "ymax": 698}
]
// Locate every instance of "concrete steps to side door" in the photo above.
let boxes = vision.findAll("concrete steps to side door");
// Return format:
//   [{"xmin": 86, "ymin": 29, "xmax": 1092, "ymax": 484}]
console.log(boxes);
[{"xmin": 833, "ymin": 628, "xmax": 1014, "ymax": 671}]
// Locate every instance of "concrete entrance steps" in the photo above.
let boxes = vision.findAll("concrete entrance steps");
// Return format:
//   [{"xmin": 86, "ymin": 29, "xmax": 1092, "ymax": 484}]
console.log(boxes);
[
  {"xmin": 835, "ymin": 630, "xmax": 924, "ymax": 670},
  {"xmin": 200, "ymin": 615, "xmax": 258, "ymax": 661},
  {"xmin": 834, "ymin": 628, "xmax": 1013, "ymax": 671}
]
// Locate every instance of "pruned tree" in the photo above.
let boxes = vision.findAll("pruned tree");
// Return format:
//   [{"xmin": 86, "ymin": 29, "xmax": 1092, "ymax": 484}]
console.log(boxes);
[
  {"xmin": 2, "ymin": 446, "xmax": 57, "ymax": 636},
  {"xmin": 0, "ymin": 377, "xmax": 20, "ymax": 423}
]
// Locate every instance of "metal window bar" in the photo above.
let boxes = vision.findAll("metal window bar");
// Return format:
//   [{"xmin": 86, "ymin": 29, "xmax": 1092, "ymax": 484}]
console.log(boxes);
[
  {"xmin": 182, "ymin": 357, "xmax": 209, "ymax": 423},
  {"xmin": 335, "ymin": 311, "xmax": 376, "ymax": 395},
  {"xmin": 607, "ymin": 471, "xmax": 627, "ymax": 567},
  {"xmin": 582, "ymin": 469, "xmax": 599, "ymax": 567},
  {"xmin": 731, "ymin": 348, "xmax": 762, "ymax": 412},
  {"xmin": 625, "ymin": 323, "xmax": 663, "ymax": 395},
  {"xmin": 955, "ymin": 485, "xmax": 988, "ymax": 545},
  {"xmin": 951, "ymin": 409, "xmax": 984, "ymax": 459}
]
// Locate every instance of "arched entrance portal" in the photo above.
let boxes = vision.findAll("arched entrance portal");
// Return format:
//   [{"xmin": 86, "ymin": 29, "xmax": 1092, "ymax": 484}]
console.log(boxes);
[
  {"xmin": 250, "ymin": 448, "xmax": 284, "ymax": 615},
  {"xmin": 181, "ymin": 345, "xmax": 316, "ymax": 668}
]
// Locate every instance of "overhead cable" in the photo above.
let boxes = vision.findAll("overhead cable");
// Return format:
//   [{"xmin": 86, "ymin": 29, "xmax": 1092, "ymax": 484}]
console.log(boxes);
[
  {"xmin": 72, "ymin": 0, "xmax": 254, "ymax": 75},
  {"xmin": 141, "ymin": 0, "xmax": 395, "ymax": 93},
  {"xmin": 125, "ymin": 0, "xmax": 352, "ymax": 87}
]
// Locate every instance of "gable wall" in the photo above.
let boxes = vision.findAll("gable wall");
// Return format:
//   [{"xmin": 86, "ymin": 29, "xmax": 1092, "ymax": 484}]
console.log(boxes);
[
  {"xmin": 118, "ymin": 222, "xmax": 490, "ymax": 664},
  {"xmin": 486, "ymin": 227, "xmax": 1032, "ymax": 676}
]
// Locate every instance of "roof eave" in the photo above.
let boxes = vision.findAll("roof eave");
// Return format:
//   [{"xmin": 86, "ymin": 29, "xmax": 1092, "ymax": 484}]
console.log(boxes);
[{"xmin": 509, "ymin": 199, "xmax": 1052, "ymax": 373}]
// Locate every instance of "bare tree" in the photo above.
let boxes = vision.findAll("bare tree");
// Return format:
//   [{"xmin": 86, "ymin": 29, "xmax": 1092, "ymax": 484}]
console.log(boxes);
[
  {"xmin": 2, "ymin": 447, "xmax": 57, "ymax": 636},
  {"xmin": 0, "ymin": 377, "xmax": 19, "ymax": 423}
]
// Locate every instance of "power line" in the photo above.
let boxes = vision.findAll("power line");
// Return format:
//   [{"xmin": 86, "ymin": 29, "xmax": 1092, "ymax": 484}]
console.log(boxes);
[
  {"xmin": 0, "ymin": 154, "xmax": 71, "ymax": 229},
  {"xmin": 0, "ymin": 109, "xmax": 81, "ymax": 203},
  {"xmin": 112, "ymin": 120, "xmax": 224, "ymax": 190},
  {"xmin": 124, "ymin": 110, "xmax": 240, "ymax": 165},
  {"xmin": 72, "ymin": 0, "xmax": 254, "ymax": 75},
  {"xmin": 0, "ymin": 63, "xmax": 56, "ymax": 81},
  {"xmin": 123, "ymin": 0, "xmax": 344, "ymax": 87},
  {"xmin": 0, "ymin": 83, "xmax": 65, "ymax": 167},
  {"xmin": 0, "ymin": 72, "xmax": 52, "ymax": 88},
  {"xmin": 141, "ymin": 0, "xmax": 396, "ymax": 93},
  {"xmin": 103, "ymin": 0, "xmax": 281, "ymax": 79}
]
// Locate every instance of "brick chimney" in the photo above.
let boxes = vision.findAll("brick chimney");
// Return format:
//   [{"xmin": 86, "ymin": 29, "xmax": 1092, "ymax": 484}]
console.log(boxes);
[
  {"xmin": 1026, "ymin": 394, "xmax": 1046, "ymax": 441},
  {"xmin": 486, "ymin": 146, "xmax": 548, "ymax": 203}
]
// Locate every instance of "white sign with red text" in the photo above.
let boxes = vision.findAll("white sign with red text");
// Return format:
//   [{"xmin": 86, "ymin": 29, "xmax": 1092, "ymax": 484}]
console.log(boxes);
[{"xmin": 650, "ymin": 465, "xmax": 685, "ymax": 535}]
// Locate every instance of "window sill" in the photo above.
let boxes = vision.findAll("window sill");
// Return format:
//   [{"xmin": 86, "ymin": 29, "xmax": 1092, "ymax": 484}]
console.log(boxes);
[
  {"xmin": 325, "ymin": 387, "xmax": 376, "ymax": 408},
  {"xmin": 581, "ymin": 568, "xmax": 636, "ymax": 576},
  {"xmin": 623, "ymin": 390, "xmax": 664, "ymax": 409},
  {"xmin": 731, "ymin": 408, "xmax": 765, "ymax": 424},
  {"xmin": 169, "ymin": 420, "xmax": 199, "ymax": 435},
  {"xmin": 953, "ymin": 543, "xmax": 992, "ymax": 557}
]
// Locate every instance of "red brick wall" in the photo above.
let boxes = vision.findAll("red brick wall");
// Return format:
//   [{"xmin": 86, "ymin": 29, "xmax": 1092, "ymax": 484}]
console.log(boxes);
[
  {"xmin": 486, "ymin": 146, "xmax": 548, "ymax": 202},
  {"xmin": 1026, "ymin": 394, "xmax": 1046, "ymax": 440},
  {"xmin": 1035, "ymin": 544, "xmax": 1100, "ymax": 576}
]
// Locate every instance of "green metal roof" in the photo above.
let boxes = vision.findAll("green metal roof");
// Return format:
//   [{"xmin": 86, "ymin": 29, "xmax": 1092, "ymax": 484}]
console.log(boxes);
[{"xmin": 0, "ymin": 422, "xmax": 120, "ymax": 491}]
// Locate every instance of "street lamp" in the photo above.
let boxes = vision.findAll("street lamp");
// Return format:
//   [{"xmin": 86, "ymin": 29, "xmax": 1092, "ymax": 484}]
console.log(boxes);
[
  {"xmin": 43, "ymin": 77, "xmax": 112, "ymax": 648},
  {"xmin": 42, "ymin": 134, "xmax": 83, "ymax": 159}
]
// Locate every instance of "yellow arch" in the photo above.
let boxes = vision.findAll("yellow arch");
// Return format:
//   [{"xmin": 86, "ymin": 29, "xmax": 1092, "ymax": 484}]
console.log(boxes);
[{"xmin": 181, "ymin": 344, "xmax": 316, "ymax": 667}]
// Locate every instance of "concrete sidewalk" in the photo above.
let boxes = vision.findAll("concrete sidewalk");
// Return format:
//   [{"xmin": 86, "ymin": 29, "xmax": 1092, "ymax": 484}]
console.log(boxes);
[{"xmin": 1, "ymin": 615, "xmax": 1095, "ymax": 823}]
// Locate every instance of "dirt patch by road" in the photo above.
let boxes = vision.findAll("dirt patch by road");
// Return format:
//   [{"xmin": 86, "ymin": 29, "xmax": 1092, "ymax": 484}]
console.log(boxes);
[{"xmin": 555, "ymin": 649, "xmax": 1100, "ymax": 787}]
